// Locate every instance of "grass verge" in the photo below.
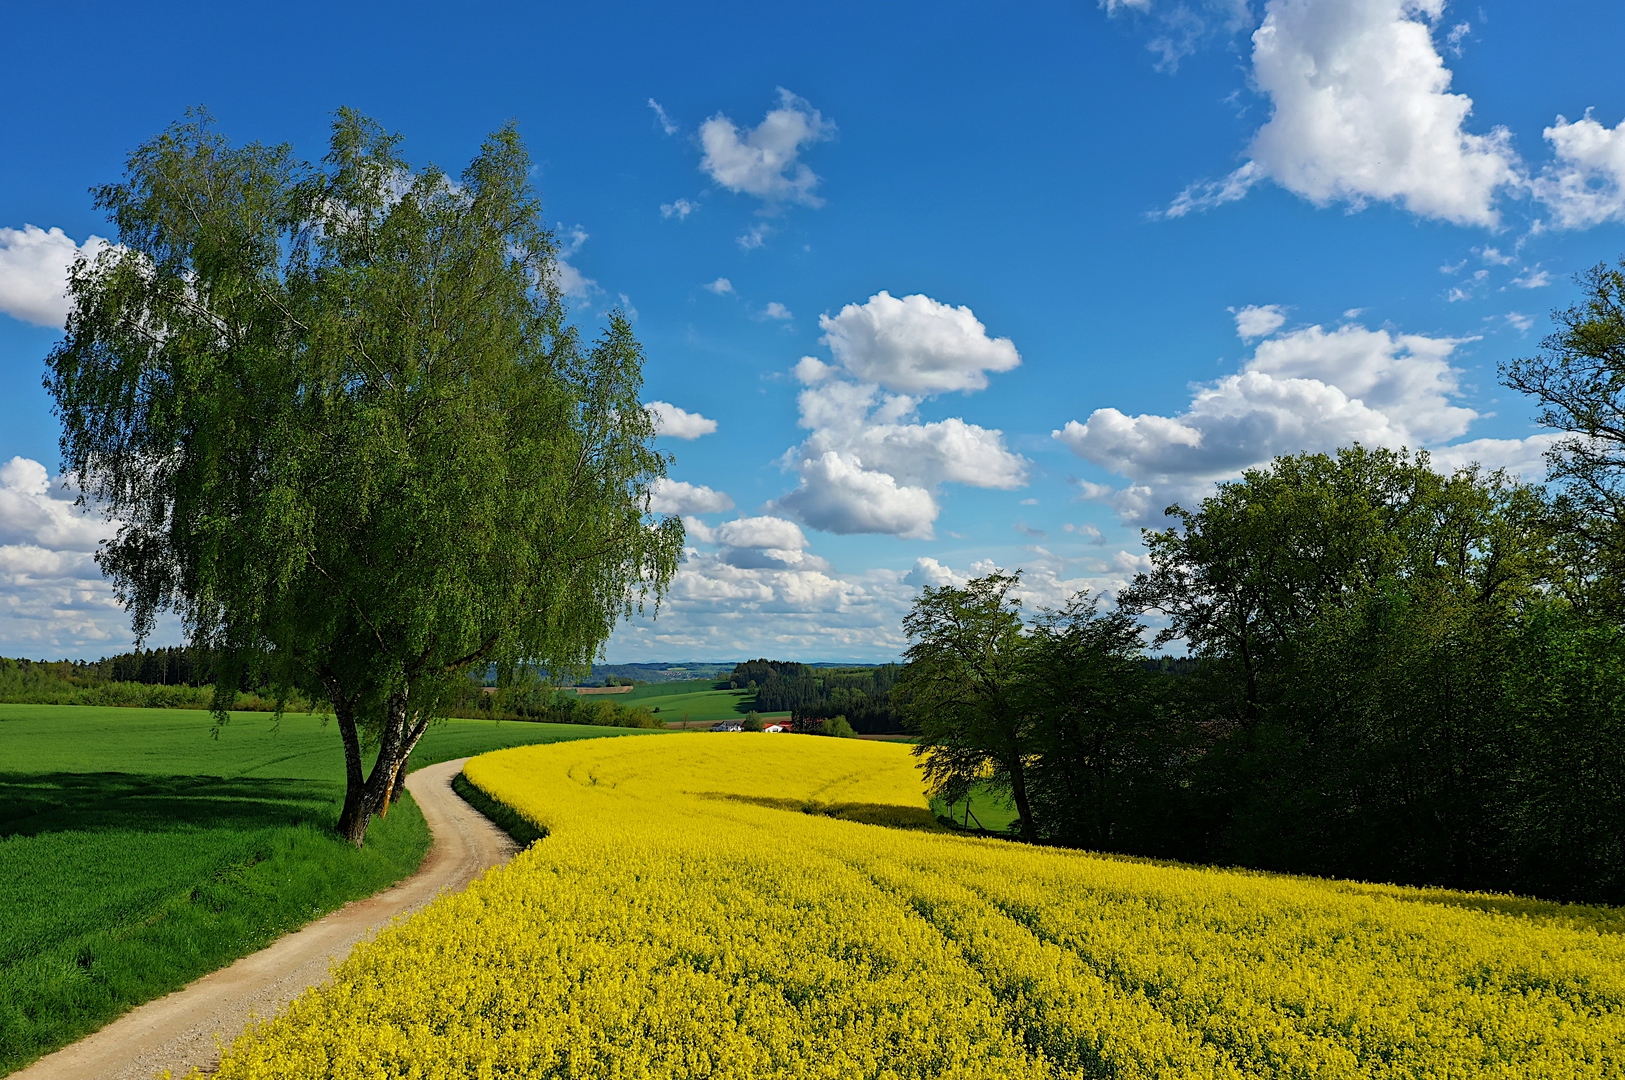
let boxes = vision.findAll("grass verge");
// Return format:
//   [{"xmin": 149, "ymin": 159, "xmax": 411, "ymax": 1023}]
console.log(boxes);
[{"xmin": 451, "ymin": 772, "xmax": 546, "ymax": 847}]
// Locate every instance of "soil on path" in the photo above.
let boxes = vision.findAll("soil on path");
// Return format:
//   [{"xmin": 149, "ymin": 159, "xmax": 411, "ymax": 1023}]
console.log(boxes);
[{"xmin": 14, "ymin": 757, "xmax": 518, "ymax": 1080}]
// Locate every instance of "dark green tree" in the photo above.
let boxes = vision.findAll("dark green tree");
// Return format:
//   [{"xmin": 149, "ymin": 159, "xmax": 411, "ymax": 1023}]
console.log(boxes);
[
  {"xmin": 896, "ymin": 572, "xmax": 1039, "ymax": 841},
  {"xmin": 1121, "ymin": 447, "xmax": 1560, "ymax": 888},
  {"xmin": 46, "ymin": 110, "xmax": 683, "ymax": 844},
  {"xmin": 1018, "ymin": 592, "xmax": 1169, "ymax": 851}
]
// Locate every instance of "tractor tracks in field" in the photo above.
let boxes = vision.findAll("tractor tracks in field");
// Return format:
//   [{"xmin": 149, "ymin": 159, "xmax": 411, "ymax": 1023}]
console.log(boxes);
[{"xmin": 13, "ymin": 757, "xmax": 519, "ymax": 1080}]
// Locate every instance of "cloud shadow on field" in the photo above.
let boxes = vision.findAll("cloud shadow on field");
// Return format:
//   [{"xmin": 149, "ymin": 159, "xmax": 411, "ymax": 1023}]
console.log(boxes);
[{"xmin": 0, "ymin": 772, "xmax": 339, "ymax": 839}]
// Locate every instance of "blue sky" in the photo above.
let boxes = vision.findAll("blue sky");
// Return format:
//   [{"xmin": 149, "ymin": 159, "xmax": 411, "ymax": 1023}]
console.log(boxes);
[{"xmin": 2, "ymin": 0, "xmax": 1623, "ymax": 661}]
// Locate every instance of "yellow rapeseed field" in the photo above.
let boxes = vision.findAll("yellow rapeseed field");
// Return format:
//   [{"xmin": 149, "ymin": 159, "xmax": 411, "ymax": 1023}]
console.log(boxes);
[{"xmin": 204, "ymin": 735, "xmax": 1625, "ymax": 1079}]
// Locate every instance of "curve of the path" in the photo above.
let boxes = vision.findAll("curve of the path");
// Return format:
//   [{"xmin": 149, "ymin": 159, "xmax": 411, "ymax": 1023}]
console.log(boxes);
[{"xmin": 14, "ymin": 757, "xmax": 518, "ymax": 1080}]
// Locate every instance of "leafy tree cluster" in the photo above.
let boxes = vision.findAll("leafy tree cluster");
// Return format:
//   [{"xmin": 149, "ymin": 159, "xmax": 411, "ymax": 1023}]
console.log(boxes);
[
  {"xmin": 0, "ymin": 651, "xmax": 322, "ymax": 707},
  {"xmin": 0, "ymin": 648, "xmax": 219, "ymax": 688},
  {"xmin": 101, "ymin": 646, "xmax": 211, "ymax": 687},
  {"xmin": 901, "ymin": 263, "xmax": 1625, "ymax": 903},
  {"xmin": 903, "ymin": 443, "xmax": 1625, "ymax": 903},
  {"xmin": 513, "ymin": 690, "xmax": 663, "ymax": 729},
  {"xmin": 730, "ymin": 660, "xmax": 902, "ymax": 733}
]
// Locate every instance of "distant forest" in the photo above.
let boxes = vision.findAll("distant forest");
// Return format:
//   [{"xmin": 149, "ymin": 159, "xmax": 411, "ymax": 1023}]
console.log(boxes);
[
  {"xmin": 729, "ymin": 660, "xmax": 903, "ymax": 733},
  {"xmin": 0, "ymin": 649, "xmax": 289, "ymax": 710}
]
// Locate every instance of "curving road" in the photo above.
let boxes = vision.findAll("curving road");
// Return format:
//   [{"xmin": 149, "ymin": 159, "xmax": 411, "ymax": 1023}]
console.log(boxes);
[{"xmin": 14, "ymin": 758, "xmax": 518, "ymax": 1080}]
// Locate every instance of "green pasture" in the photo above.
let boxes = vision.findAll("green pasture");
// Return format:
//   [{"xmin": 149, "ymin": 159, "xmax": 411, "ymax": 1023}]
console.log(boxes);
[
  {"xmin": 931, "ymin": 782, "xmax": 1021, "ymax": 835},
  {"xmin": 565, "ymin": 679, "xmax": 790, "ymax": 722},
  {"xmin": 0, "ymin": 705, "xmax": 651, "ymax": 1075}
]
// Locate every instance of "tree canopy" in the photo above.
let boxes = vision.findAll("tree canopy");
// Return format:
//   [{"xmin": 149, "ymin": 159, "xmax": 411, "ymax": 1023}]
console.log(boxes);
[
  {"xmin": 46, "ymin": 110, "xmax": 683, "ymax": 843},
  {"xmin": 897, "ymin": 446, "xmax": 1625, "ymax": 904},
  {"xmin": 1503, "ymin": 258, "xmax": 1625, "ymax": 615},
  {"xmin": 897, "ymin": 572, "xmax": 1039, "ymax": 841}
]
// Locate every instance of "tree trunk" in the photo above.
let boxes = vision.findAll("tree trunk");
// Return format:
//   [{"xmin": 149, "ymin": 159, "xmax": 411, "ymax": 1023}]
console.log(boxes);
[
  {"xmin": 1008, "ymin": 753, "xmax": 1038, "ymax": 844},
  {"xmin": 334, "ymin": 685, "xmax": 435, "ymax": 845},
  {"xmin": 380, "ymin": 711, "xmax": 431, "ymax": 814},
  {"xmin": 372, "ymin": 690, "xmax": 410, "ymax": 819},
  {"xmin": 328, "ymin": 679, "xmax": 371, "ymax": 848}
]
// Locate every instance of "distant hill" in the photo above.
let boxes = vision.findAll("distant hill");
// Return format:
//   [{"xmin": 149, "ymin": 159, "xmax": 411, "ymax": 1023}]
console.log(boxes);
[{"xmin": 566, "ymin": 661, "xmax": 899, "ymax": 686}]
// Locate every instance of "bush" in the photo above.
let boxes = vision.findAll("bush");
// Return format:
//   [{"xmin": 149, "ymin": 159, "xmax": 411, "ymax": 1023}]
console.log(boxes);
[
  {"xmin": 742, "ymin": 712, "xmax": 765, "ymax": 732},
  {"xmin": 821, "ymin": 715, "xmax": 856, "ymax": 739}
]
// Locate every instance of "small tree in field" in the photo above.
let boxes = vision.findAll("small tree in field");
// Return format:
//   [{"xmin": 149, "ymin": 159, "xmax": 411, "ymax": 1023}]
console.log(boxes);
[
  {"xmin": 896, "ymin": 572, "xmax": 1038, "ymax": 841},
  {"xmin": 46, "ymin": 110, "xmax": 683, "ymax": 844}
]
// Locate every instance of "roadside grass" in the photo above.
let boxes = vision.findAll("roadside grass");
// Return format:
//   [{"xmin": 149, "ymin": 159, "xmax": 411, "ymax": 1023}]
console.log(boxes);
[{"xmin": 0, "ymin": 705, "xmax": 652, "ymax": 1075}]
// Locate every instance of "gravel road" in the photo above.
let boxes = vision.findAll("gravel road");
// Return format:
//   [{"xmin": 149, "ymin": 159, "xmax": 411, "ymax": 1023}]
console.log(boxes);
[{"xmin": 14, "ymin": 757, "xmax": 518, "ymax": 1080}]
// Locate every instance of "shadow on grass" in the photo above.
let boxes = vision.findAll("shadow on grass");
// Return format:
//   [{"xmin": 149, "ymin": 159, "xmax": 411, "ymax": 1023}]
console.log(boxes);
[
  {"xmin": 0, "ymin": 772, "xmax": 338, "ymax": 839},
  {"xmin": 452, "ymin": 772, "xmax": 547, "ymax": 847},
  {"xmin": 696, "ymin": 792, "xmax": 944, "ymax": 831}
]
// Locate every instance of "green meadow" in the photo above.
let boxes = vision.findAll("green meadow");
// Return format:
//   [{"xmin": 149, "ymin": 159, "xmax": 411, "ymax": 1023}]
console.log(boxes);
[
  {"xmin": 0, "ymin": 705, "xmax": 650, "ymax": 1075},
  {"xmin": 565, "ymin": 678, "xmax": 790, "ymax": 723},
  {"xmin": 931, "ymin": 782, "xmax": 1021, "ymax": 835}
]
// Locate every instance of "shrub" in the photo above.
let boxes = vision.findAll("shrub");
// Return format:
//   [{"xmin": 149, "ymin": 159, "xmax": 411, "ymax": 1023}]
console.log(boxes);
[{"xmin": 822, "ymin": 715, "xmax": 856, "ymax": 738}]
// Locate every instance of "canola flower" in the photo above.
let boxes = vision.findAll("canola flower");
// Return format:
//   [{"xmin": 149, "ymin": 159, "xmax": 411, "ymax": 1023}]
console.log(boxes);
[{"xmin": 204, "ymin": 735, "xmax": 1625, "ymax": 1079}]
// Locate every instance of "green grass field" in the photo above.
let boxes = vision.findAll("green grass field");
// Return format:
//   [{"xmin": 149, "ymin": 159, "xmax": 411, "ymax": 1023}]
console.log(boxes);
[
  {"xmin": 931, "ymin": 782, "xmax": 1021, "ymax": 834},
  {"xmin": 0, "ymin": 704, "xmax": 653, "ymax": 1075},
  {"xmin": 565, "ymin": 679, "xmax": 790, "ymax": 723}
]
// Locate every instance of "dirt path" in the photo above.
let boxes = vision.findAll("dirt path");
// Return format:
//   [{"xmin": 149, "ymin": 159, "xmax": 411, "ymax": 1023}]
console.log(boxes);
[{"xmin": 15, "ymin": 758, "xmax": 518, "ymax": 1080}]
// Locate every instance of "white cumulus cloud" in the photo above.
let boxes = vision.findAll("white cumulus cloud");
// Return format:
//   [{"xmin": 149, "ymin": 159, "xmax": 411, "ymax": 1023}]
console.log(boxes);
[
  {"xmin": 645, "ymin": 401, "xmax": 718, "ymax": 439},
  {"xmin": 0, "ymin": 456, "xmax": 151, "ymax": 655},
  {"xmin": 776, "ymin": 451, "xmax": 941, "ymax": 540},
  {"xmin": 660, "ymin": 199, "xmax": 698, "ymax": 220},
  {"xmin": 717, "ymin": 515, "xmax": 807, "ymax": 551},
  {"xmin": 0, "ymin": 457, "xmax": 114, "ymax": 552},
  {"xmin": 773, "ymin": 294, "xmax": 1028, "ymax": 540},
  {"xmin": 648, "ymin": 478, "xmax": 734, "ymax": 516},
  {"xmin": 703, "ymin": 277, "xmax": 734, "ymax": 295},
  {"xmin": 1054, "ymin": 313, "xmax": 1553, "ymax": 523},
  {"xmin": 818, "ymin": 291, "xmax": 1021, "ymax": 394},
  {"xmin": 1167, "ymin": 0, "xmax": 1521, "ymax": 227},
  {"xmin": 903, "ymin": 556, "xmax": 962, "ymax": 589},
  {"xmin": 0, "ymin": 225, "xmax": 110, "ymax": 327},
  {"xmin": 548, "ymin": 225, "xmax": 598, "ymax": 301},
  {"xmin": 1427, "ymin": 434, "xmax": 1563, "ymax": 479},
  {"xmin": 1234, "ymin": 304, "xmax": 1287, "ymax": 340},
  {"xmin": 711, "ymin": 515, "xmax": 825, "ymax": 571},
  {"xmin": 737, "ymin": 223, "xmax": 772, "ymax": 250},
  {"xmin": 604, "ymin": 538, "xmax": 1155, "ymax": 661},
  {"xmin": 608, "ymin": 548, "xmax": 908, "ymax": 659},
  {"xmin": 699, "ymin": 89, "xmax": 835, "ymax": 207},
  {"xmin": 1534, "ymin": 110, "xmax": 1625, "ymax": 229}
]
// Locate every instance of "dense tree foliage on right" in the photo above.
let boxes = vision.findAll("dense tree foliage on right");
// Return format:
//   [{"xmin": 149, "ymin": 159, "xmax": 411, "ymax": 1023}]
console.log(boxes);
[{"xmin": 904, "ymin": 438, "xmax": 1625, "ymax": 903}]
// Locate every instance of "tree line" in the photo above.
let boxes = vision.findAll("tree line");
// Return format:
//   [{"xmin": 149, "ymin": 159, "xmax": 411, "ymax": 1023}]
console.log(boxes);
[
  {"xmin": 729, "ymin": 660, "xmax": 903, "ymax": 733},
  {"xmin": 901, "ymin": 263, "xmax": 1625, "ymax": 905}
]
